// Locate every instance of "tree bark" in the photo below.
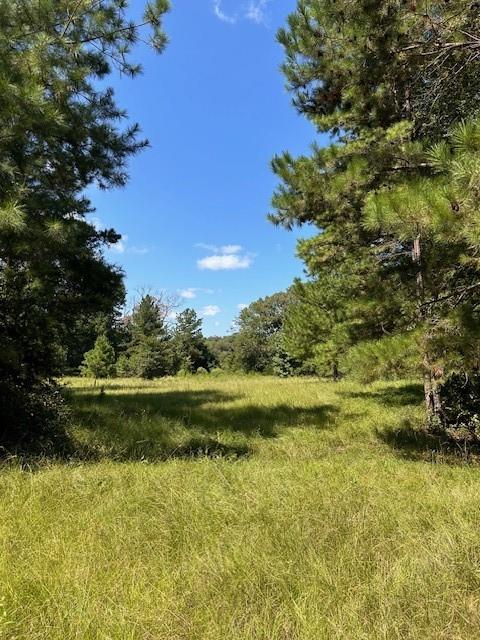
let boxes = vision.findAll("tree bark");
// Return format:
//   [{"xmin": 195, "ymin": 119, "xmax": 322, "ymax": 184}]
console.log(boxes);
[
  {"xmin": 332, "ymin": 362, "xmax": 339, "ymax": 382},
  {"xmin": 412, "ymin": 233, "xmax": 442, "ymax": 421},
  {"xmin": 422, "ymin": 351, "xmax": 442, "ymax": 419}
]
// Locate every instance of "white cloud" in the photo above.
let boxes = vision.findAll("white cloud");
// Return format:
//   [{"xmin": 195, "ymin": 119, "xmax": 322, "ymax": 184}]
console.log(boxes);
[
  {"xmin": 195, "ymin": 242, "xmax": 217, "ymax": 252},
  {"xmin": 198, "ymin": 254, "xmax": 252, "ymax": 270},
  {"xmin": 110, "ymin": 234, "xmax": 128, "ymax": 254},
  {"xmin": 90, "ymin": 216, "xmax": 103, "ymax": 230},
  {"xmin": 129, "ymin": 246, "xmax": 149, "ymax": 255},
  {"xmin": 212, "ymin": 0, "xmax": 271, "ymax": 25},
  {"xmin": 212, "ymin": 0, "xmax": 237, "ymax": 23},
  {"xmin": 202, "ymin": 305, "xmax": 221, "ymax": 317},
  {"xmin": 196, "ymin": 243, "xmax": 242, "ymax": 254},
  {"xmin": 110, "ymin": 238, "xmax": 150, "ymax": 256},
  {"xmin": 89, "ymin": 217, "xmax": 149, "ymax": 256},
  {"xmin": 179, "ymin": 287, "xmax": 215, "ymax": 299},
  {"xmin": 167, "ymin": 311, "xmax": 179, "ymax": 321},
  {"xmin": 245, "ymin": 0, "xmax": 270, "ymax": 24},
  {"xmin": 237, "ymin": 303, "xmax": 248, "ymax": 310},
  {"xmin": 196, "ymin": 243, "xmax": 253, "ymax": 270},
  {"xmin": 221, "ymin": 244, "xmax": 242, "ymax": 254},
  {"xmin": 180, "ymin": 288, "xmax": 197, "ymax": 299}
]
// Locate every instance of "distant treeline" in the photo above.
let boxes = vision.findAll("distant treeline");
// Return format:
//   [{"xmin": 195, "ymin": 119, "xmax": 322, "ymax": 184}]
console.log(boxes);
[{"xmin": 73, "ymin": 291, "xmax": 300, "ymax": 380}]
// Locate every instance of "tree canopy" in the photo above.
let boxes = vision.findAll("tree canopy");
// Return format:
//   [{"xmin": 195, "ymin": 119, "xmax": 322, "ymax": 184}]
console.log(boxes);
[
  {"xmin": 173, "ymin": 308, "xmax": 214, "ymax": 373},
  {"xmin": 0, "ymin": 0, "xmax": 169, "ymax": 443},
  {"xmin": 271, "ymin": 0, "xmax": 480, "ymax": 431}
]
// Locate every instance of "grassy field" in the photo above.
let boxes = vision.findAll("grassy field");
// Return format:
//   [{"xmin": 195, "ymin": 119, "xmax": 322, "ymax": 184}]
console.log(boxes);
[{"xmin": 2, "ymin": 375, "xmax": 480, "ymax": 639}]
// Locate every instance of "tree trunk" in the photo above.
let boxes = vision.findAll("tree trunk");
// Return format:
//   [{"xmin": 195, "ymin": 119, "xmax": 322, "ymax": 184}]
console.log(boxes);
[
  {"xmin": 422, "ymin": 352, "xmax": 442, "ymax": 419},
  {"xmin": 412, "ymin": 233, "xmax": 442, "ymax": 421},
  {"xmin": 332, "ymin": 362, "xmax": 339, "ymax": 382},
  {"xmin": 412, "ymin": 234, "xmax": 423, "ymax": 301}
]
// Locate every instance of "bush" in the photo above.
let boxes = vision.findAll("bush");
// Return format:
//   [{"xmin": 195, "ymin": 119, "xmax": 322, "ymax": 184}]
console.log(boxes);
[
  {"xmin": 434, "ymin": 373, "xmax": 480, "ymax": 444},
  {"xmin": 272, "ymin": 349, "xmax": 301, "ymax": 378},
  {"xmin": 210, "ymin": 367, "xmax": 223, "ymax": 377},
  {"xmin": 342, "ymin": 333, "xmax": 420, "ymax": 383},
  {"xmin": 196, "ymin": 367, "xmax": 208, "ymax": 375},
  {"xmin": 116, "ymin": 353, "xmax": 133, "ymax": 377},
  {"xmin": 128, "ymin": 337, "xmax": 174, "ymax": 379},
  {"xmin": 81, "ymin": 335, "xmax": 116, "ymax": 379},
  {"xmin": 0, "ymin": 376, "xmax": 70, "ymax": 456}
]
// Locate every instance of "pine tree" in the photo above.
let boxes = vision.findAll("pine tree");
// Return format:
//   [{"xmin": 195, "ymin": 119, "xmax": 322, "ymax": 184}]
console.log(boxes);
[
  {"xmin": 272, "ymin": 0, "xmax": 480, "ymax": 424},
  {"xmin": 363, "ymin": 119, "xmax": 480, "ymax": 420},
  {"xmin": 127, "ymin": 295, "xmax": 174, "ymax": 379},
  {"xmin": 173, "ymin": 309, "xmax": 213, "ymax": 373},
  {"xmin": 64, "ymin": 311, "xmax": 131, "ymax": 375},
  {"xmin": 0, "ymin": 1, "xmax": 169, "ymax": 441},
  {"xmin": 276, "ymin": 1, "xmax": 480, "ymax": 141},
  {"xmin": 81, "ymin": 335, "xmax": 116, "ymax": 380},
  {"xmin": 283, "ymin": 274, "xmax": 352, "ymax": 379}
]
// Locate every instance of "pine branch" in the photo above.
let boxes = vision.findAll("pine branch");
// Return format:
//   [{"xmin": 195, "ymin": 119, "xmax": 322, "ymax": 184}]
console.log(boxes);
[
  {"xmin": 61, "ymin": 0, "xmax": 85, "ymax": 37},
  {"xmin": 421, "ymin": 282, "xmax": 480, "ymax": 309},
  {"xmin": 68, "ymin": 20, "xmax": 150, "ymax": 46},
  {"xmin": 400, "ymin": 41, "xmax": 480, "ymax": 56}
]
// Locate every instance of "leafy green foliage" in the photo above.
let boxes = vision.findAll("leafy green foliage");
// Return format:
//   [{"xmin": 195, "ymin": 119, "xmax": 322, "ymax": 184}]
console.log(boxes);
[
  {"xmin": 363, "ymin": 120, "xmax": 480, "ymax": 382},
  {"xmin": 0, "ymin": 377, "xmax": 69, "ymax": 454},
  {"xmin": 173, "ymin": 309, "xmax": 214, "ymax": 373},
  {"xmin": 272, "ymin": 0, "xmax": 480, "ymax": 428},
  {"xmin": 271, "ymin": 348, "xmax": 302, "ymax": 379},
  {"xmin": 125, "ymin": 295, "xmax": 174, "ymax": 379},
  {"xmin": 234, "ymin": 292, "xmax": 293, "ymax": 374},
  {"xmin": 195, "ymin": 367, "xmax": 208, "ymax": 375},
  {"xmin": 0, "ymin": 0, "xmax": 169, "ymax": 441},
  {"xmin": 64, "ymin": 311, "xmax": 131, "ymax": 375},
  {"xmin": 128, "ymin": 337, "xmax": 172, "ymax": 380},
  {"xmin": 205, "ymin": 335, "xmax": 238, "ymax": 372},
  {"xmin": 435, "ymin": 373, "xmax": 480, "ymax": 445},
  {"xmin": 343, "ymin": 333, "xmax": 421, "ymax": 384},
  {"xmin": 277, "ymin": 0, "xmax": 480, "ymax": 139},
  {"xmin": 81, "ymin": 335, "xmax": 116, "ymax": 379},
  {"xmin": 283, "ymin": 272, "xmax": 354, "ymax": 378}
]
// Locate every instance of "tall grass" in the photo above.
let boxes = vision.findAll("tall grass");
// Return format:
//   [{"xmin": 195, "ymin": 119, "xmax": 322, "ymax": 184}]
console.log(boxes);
[{"xmin": 1, "ymin": 376, "xmax": 480, "ymax": 639}]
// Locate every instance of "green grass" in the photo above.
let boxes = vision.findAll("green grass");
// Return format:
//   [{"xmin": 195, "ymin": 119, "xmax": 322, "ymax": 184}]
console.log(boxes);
[{"xmin": 2, "ymin": 375, "xmax": 480, "ymax": 639}]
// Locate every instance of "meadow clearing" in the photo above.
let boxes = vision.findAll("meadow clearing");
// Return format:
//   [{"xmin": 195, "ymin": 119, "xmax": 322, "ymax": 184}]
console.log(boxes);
[{"xmin": 1, "ymin": 375, "xmax": 480, "ymax": 639}]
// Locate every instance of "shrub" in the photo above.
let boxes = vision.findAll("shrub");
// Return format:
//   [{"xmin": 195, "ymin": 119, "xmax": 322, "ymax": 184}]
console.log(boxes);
[
  {"xmin": 0, "ymin": 376, "xmax": 70, "ymax": 456},
  {"xmin": 210, "ymin": 367, "xmax": 223, "ymax": 377},
  {"xmin": 196, "ymin": 367, "xmax": 208, "ymax": 375},
  {"xmin": 434, "ymin": 373, "xmax": 480, "ymax": 445},
  {"xmin": 128, "ymin": 337, "xmax": 174, "ymax": 379},
  {"xmin": 342, "ymin": 333, "xmax": 420, "ymax": 383},
  {"xmin": 81, "ymin": 335, "xmax": 116, "ymax": 379},
  {"xmin": 116, "ymin": 353, "xmax": 133, "ymax": 377},
  {"xmin": 272, "ymin": 349, "xmax": 300, "ymax": 378}
]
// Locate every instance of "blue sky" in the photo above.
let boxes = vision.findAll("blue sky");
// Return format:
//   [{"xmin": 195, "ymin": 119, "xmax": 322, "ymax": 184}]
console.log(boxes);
[{"xmin": 89, "ymin": 0, "xmax": 326, "ymax": 335}]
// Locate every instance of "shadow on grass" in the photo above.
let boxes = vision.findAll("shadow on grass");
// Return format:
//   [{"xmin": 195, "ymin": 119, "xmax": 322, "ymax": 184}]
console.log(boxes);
[
  {"xmin": 76, "ymin": 388, "xmax": 338, "ymax": 433},
  {"xmin": 0, "ymin": 436, "xmax": 252, "ymax": 470},
  {"xmin": 376, "ymin": 420, "xmax": 480, "ymax": 464},
  {"xmin": 340, "ymin": 383, "xmax": 424, "ymax": 407},
  {"xmin": 37, "ymin": 386, "xmax": 337, "ymax": 464}
]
